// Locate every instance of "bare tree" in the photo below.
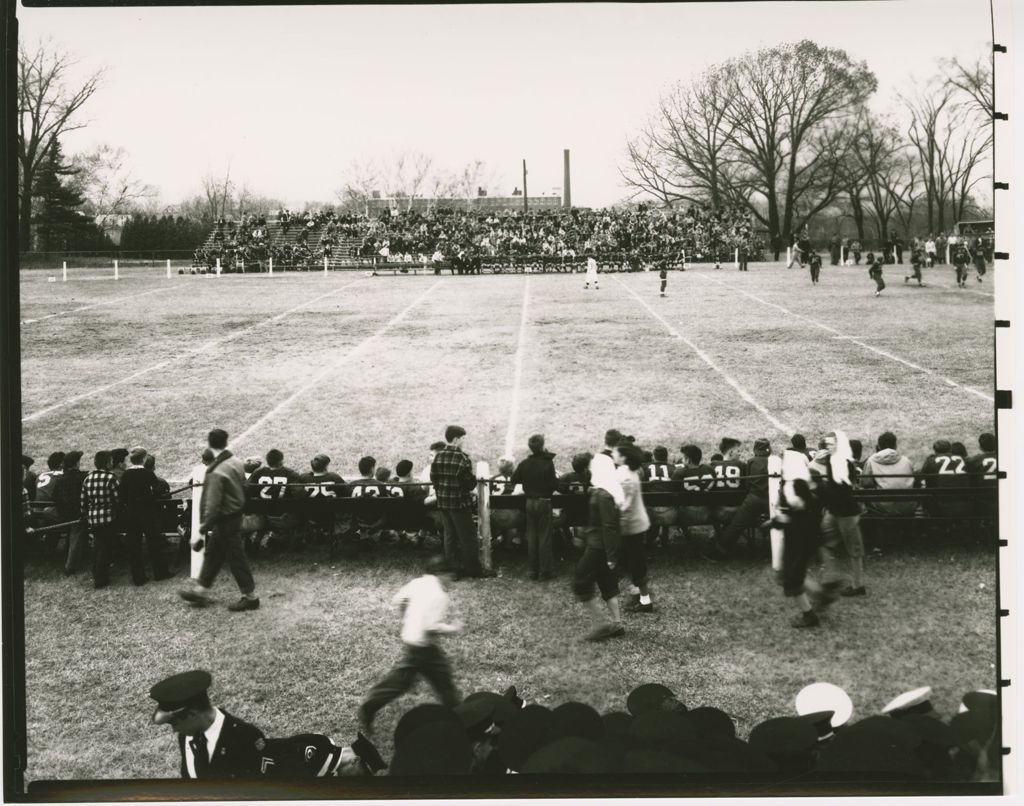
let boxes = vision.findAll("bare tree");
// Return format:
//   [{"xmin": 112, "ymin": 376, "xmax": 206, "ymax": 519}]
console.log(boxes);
[
  {"xmin": 201, "ymin": 166, "xmax": 234, "ymax": 221},
  {"xmin": 622, "ymin": 68, "xmax": 743, "ymax": 208},
  {"xmin": 721, "ymin": 41, "xmax": 877, "ymax": 240},
  {"xmin": 335, "ymin": 157, "xmax": 382, "ymax": 215},
  {"xmin": 456, "ymin": 159, "xmax": 494, "ymax": 207},
  {"xmin": 902, "ymin": 68, "xmax": 992, "ymax": 233},
  {"xmin": 847, "ymin": 112, "xmax": 915, "ymax": 241},
  {"xmin": 70, "ymin": 144, "xmax": 157, "ymax": 235},
  {"xmin": 941, "ymin": 52, "xmax": 993, "ymax": 149},
  {"xmin": 18, "ymin": 39, "xmax": 105, "ymax": 246}
]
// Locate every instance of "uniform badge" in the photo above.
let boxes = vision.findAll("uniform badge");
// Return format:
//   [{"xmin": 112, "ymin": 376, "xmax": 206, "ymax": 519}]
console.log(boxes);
[
  {"xmin": 255, "ymin": 738, "xmax": 266, "ymax": 751},
  {"xmin": 305, "ymin": 745, "xmax": 317, "ymax": 761}
]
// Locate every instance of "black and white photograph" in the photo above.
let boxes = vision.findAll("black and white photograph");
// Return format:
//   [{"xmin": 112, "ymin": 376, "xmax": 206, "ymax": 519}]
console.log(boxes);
[{"xmin": 3, "ymin": 0, "xmax": 1018, "ymax": 799}]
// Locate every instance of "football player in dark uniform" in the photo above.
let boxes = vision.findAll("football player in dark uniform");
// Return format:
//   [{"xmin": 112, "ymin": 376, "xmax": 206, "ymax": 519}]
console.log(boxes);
[
  {"xmin": 953, "ymin": 244, "xmax": 971, "ymax": 288},
  {"xmin": 966, "ymin": 432, "xmax": 997, "ymax": 519},
  {"xmin": 915, "ymin": 439, "xmax": 972, "ymax": 518},
  {"xmin": 658, "ymin": 262, "xmax": 668, "ymax": 297},
  {"xmin": 905, "ymin": 247, "xmax": 925, "ymax": 286},
  {"xmin": 808, "ymin": 252, "xmax": 822, "ymax": 285},
  {"xmin": 867, "ymin": 252, "xmax": 885, "ymax": 297},
  {"xmin": 643, "ymin": 447, "xmax": 676, "ymax": 550},
  {"xmin": 671, "ymin": 444, "xmax": 714, "ymax": 537}
]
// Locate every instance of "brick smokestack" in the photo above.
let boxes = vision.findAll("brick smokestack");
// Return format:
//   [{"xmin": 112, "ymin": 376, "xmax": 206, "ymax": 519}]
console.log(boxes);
[{"xmin": 563, "ymin": 149, "xmax": 571, "ymax": 209}]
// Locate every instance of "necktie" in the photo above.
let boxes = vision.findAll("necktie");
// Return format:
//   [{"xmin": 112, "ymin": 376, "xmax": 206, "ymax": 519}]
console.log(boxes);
[{"xmin": 190, "ymin": 734, "xmax": 210, "ymax": 778}]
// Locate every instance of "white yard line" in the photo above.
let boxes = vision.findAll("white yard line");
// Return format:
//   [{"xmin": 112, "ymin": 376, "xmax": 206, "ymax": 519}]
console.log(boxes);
[
  {"xmin": 22, "ymin": 279, "xmax": 366, "ymax": 423},
  {"xmin": 613, "ymin": 275, "xmax": 795, "ymax": 436},
  {"xmin": 231, "ymin": 280, "xmax": 444, "ymax": 450},
  {"xmin": 21, "ymin": 286, "xmax": 176, "ymax": 325},
  {"xmin": 693, "ymin": 272, "xmax": 994, "ymax": 403},
  {"xmin": 504, "ymin": 277, "xmax": 531, "ymax": 457}
]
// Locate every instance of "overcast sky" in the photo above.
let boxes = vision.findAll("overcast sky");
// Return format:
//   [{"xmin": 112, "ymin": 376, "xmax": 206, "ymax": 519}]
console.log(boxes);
[{"xmin": 19, "ymin": 0, "xmax": 992, "ymax": 209}]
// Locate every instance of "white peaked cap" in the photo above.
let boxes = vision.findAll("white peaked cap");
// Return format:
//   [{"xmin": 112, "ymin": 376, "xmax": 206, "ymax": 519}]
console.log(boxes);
[{"xmin": 796, "ymin": 682, "xmax": 854, "ymax": 729}]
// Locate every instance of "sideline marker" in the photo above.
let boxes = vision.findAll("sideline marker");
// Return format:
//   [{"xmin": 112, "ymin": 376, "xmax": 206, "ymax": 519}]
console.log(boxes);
[{"xmin": 114, "ymin": 260, "xmax": 119, "ymax": 280}]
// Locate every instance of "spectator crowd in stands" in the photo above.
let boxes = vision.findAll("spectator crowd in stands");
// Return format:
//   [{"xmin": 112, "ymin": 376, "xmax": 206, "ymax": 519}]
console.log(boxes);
[{"xmin": 191, "ymin": 203, "xmax": 765, "ymax": 274}]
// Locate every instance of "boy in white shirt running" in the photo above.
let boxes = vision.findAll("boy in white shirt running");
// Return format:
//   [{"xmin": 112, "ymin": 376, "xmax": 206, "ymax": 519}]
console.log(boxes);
[{"xmin": 357, "ymin": 557, "xmax": 463, "ymax": 734}]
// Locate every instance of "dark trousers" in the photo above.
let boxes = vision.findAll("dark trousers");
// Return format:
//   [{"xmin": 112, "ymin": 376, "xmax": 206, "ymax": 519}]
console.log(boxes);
[
  {"xmin": 872, "ymin": 273, "xmax": 885, "ymax": 292},
  {"xmin": 719, "ymin": 493, "xmax": 768, "ymax": 550},
  {"xmin": 810, "ymin": 264, "xmax": 820, "ymax": 283},
  {"xmin": 89, "ymin": 522, "xmax": 118, "ymax": 585},
  {"xmin": 439, "ymin": 509, "xmax": 481, "ymax": 575},
  {"xmin": 197, "ymin": 514, "xmax": 255, "ymax": 595},
  {"xmin": 125, "ymin": 515, "xmax": 169, "ymax": 582},
  {"xmin": 525, "ymin": 498, "xmax": 553, "ymax": 575},
  {"xmin": 573, "ymin": 546, "xmax": 619, "ymax": 602},
  {"xmin": 65, "ymin": 521, "xmax": 87, "ymax": 573},
  {"xmin": 360, "ymin": 643, "xmax": 460, "ymax": 725},
  {"xmin": 620, "ymin": 532, "xmax": 649, "ymax": 587}
]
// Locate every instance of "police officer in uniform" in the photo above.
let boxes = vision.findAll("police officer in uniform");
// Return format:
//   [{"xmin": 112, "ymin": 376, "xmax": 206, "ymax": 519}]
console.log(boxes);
[
  {"xmin": 150, "ymin": 670, "xmax": 264, "ymax": 779},
  {"xmin": 150, "ymin": 670, "xmax": 386, "ymax": 779}
]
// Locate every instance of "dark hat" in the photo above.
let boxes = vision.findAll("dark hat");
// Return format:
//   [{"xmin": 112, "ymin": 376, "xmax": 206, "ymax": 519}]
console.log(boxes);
[
  {"xmin": 795, "ymin": 710, "xmax": 837, "ymax": 741},
  {"xmin": 601, "ymin": 712, "xmax": 634, "ymax": 741},
  {"xmin": 753, "ymin": 438, "xmax": 771, "ymax": 454},
  {"xmin": 149, "ymin": 670, "xmax": 211, "ymax": 724},
  {"xmin": 747, "ymin": 717, "xmax": 818, "ymax": 771},
  {"xmin": 881, "ymin": 686, "xmax": 934, "ymax": 718},
  {"xmin": 521, "ymin": 737, "xmax": 604, "ymax": 774},
  {"xmin": 497, "ymin": 704, "xmax": 556, "ymax": 772},
  {"xmin": 456, "ymin": 692, "xmax": 519, "ymax": 736},
  {"xmin": 818, "ymin": 716, "xmax": 924, "ymax": 776},
  {"xmin": 627, "ymin": 683, "xmax": 680, "ymax": 716},
  {"xmin": 961, "ymin": 690, "xmax": 998, "ymax": 715},
  {"xmin": 552, "ymin": 701, "xmax": 605, "ymax": 742},
  {"xmin": 390, "ymin": 721, "xmax": 473, "ymax": 776},
  {"xmin": 394, "ymin": 703, "xmax": 461, "ymax": 747},
  {"xmin": 687, "ymin": 706, "xmax": 736, "ymax": 741}
]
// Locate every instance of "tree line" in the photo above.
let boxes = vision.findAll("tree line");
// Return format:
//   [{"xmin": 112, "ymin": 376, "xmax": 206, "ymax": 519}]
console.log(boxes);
[{"xmin": 621, "ymin": 39, "xmax": 993, "ymax": 247}]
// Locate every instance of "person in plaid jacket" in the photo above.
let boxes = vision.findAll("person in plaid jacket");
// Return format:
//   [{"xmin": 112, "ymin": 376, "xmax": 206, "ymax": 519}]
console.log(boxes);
[
  {"xmin": 429, "ymin": 426, "xmax": 493, "ymax": 579},
  {"xmin": 80, "ymin": 451, "xmax": 120, "ymax": 589}
]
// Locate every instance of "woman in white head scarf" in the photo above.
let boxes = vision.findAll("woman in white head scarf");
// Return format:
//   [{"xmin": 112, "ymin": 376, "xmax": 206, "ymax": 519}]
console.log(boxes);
[
  {"xmin": 572, "ymin": 454, "xmax": 625, "ymax": 642},
  {"xmin": 819, "ymin": 430, "xmax": 866, "ymax": 599},
  {"xmin": 777, "ymin": 449, "xmax": 824, "ymax": 628}
]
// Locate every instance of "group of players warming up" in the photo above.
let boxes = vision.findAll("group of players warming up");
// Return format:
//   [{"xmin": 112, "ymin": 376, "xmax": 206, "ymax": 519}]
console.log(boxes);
[{"xmin": 581, "ymin": 240, "xmax": 987, "ymax": 299}]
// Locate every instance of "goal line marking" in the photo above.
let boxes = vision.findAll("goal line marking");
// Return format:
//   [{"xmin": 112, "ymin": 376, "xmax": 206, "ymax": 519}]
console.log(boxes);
[
  {"xmin": 693, "ymin": 272, "xmax": 994, "ymax": 403},
  {"xmin": 504, "ymin": 277, "xmax": 531, "ymax": 458},
  {"xmin": 232, "ymin": 280, "xmax": 444, "ymax": 450},
  {"xmin": 613, "ymin": 275, "xmax": 795, "ymax": 436},
  {"xmin": 21, "ymin": 286, "xmax": 176, "ymax": 326},
  {"xmin": 22, "ymin": 279, "xmax": 366, "ymax": 423}
]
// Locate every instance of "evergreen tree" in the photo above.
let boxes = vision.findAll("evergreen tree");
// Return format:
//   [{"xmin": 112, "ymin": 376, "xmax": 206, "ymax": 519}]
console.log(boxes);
[{"xmin": 31, "ymin": 139, "xmax": 103, "ymax": 252}]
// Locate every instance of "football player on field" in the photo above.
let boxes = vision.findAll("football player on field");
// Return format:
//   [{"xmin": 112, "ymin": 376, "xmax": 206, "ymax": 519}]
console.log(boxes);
[{"xmin": 953, "ymin": 244, "xmax": 971, "ymax": 288}]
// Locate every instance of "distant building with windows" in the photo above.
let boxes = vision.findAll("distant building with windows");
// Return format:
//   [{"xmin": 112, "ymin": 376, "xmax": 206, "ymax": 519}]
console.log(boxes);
[{"xmin": 364, "ymin": 188, "xmax": 564, "ymax": 214}]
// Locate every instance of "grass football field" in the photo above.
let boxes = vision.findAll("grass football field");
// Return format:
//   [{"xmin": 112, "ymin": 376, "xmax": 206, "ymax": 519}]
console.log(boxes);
[{"xmin": 18, "ymin": 261, "xmax": 999, "ymax": 781}]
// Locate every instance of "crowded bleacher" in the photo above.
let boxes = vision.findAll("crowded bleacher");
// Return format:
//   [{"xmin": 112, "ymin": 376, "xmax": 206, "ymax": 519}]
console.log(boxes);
[{"xmin": 190, "ymin": 203, "xmax": 765, "ymax": 274}]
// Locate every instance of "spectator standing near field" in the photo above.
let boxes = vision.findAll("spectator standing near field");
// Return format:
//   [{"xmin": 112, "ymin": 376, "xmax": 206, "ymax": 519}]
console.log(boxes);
[
  {"xmin": 431, "ymin": 425, "xmax": 494, "ymax": 579},
  {"xmin": 80, "ymin": 451, "xmax": 120, "ymax": 589},
  {"xmin": 120, "ymin": 447, "xmax": 173, "ymax": 585},
  {"xmin": 573, "ymin": 454, "xmax": 625, "ymax": 642},
  {"xmin": 819, "ymin": 431, "xmax": 866, "ymax": 598},
  {"xmin": 613, "ymin": 443, "xmax": 654, "ymax": 613},
  {"xmin": 180, "ymin": 429, "xmax": 258, "ymax": 612},
  {"xmin": 584, "ymin": 255, "xmax": 600, "ymax": 290},
  {"xmin": 510, "ymin": 434, "xmax": 558, "ymax": 581},
  {"xmin": 22, "ymin": 456, "xmax": 37, "ymax": 500},
  {"xmin": 53, "ymin": 451, "xmax": 86, "ymax": 575}
]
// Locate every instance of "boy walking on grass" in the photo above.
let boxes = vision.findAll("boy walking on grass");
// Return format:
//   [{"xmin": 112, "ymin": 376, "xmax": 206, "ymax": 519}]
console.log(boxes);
[{"xmin": 358, "ymin": 557, "xmax": 464, "ymax": 735}]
